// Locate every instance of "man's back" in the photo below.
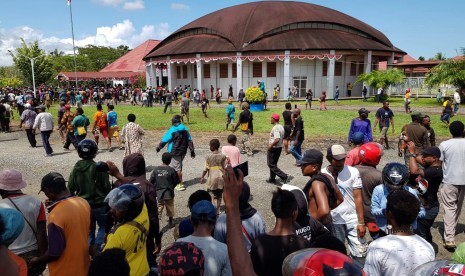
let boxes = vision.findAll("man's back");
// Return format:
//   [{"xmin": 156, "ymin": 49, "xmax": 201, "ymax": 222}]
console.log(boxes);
[
  {"xmin": 177, "ymin": 235, "xmax": 232, "ymax": 276},
  {"xmin": 364, "ymin": 234, "xmax": 434, "ymax": 276},
  {"xmin": 354, "ymin": 164, "xmax": 382, "ymax": 223},
  {"xmin": 440, "ymin": 138, "xmax": 465, "ymax": 185},
  {"xmin": 406, "ymin": 123, "xmax": 429, "ymax": 152},
  {"xmin": 48, "ymin": 196, "xmax": 91, "ymax": 276},
  {"xmin": 68, "ymin": 159, "xmax": 110, "ymax": 205}
]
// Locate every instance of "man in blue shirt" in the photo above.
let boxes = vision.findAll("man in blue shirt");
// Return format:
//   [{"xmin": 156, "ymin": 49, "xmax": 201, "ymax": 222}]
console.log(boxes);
[
  {"xmin": 374, "ymin": 101, "xmax": 395, "ymax": 149},
  {"xmin": 156, "ymin": 115, "xmax": 196, "ymax": 191},
  {"xmin": 107, "ymin": 105, "xmax": 123, "ymax": 152}
]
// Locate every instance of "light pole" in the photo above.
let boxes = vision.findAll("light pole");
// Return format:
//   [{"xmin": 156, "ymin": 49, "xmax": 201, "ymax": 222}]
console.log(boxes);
[{"xmin": 8, "ymin": 50, "xmax": 41, "ymax": 98}]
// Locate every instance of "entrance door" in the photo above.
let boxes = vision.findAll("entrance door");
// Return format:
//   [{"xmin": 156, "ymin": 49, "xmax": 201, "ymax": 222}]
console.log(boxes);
[{"xmin": 293, "ymin": 77, "xmax": 307, "ymax": 98}]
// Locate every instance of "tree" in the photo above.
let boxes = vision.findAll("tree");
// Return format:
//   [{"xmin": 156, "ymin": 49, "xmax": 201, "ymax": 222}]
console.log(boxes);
[
  {"xmin": 426, "ymin": 56, "xmax": 465, "ymax": 90},
  {"xmin": 77, "ymin": 45, "xmax": 131, "ymax": 71},
  {"xmin": 429, "ymin": 52, "xmax": 447, "ymax": 61},
  {"xmin": 355, "ymin": 69, "xmax": 406, "ymax": 90},
  {"xmin": 418, "ymin": 56, "xmax": 425, "ymax": 61},
  {"xmin": 9, "ymin": 39, "xmax": 53, "ymax": 86}
]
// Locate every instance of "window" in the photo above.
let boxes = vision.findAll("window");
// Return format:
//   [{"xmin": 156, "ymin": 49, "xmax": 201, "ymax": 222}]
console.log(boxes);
[
  {"xmin": 335, "ymin": 62, "xmax": 342, "ymax": 76},
  {"xmin": 182, "ymin": 65, "xmax": 188, "ymax": 79},
  {"xmin": 253, "ymin": 62, "xmax": 262, "ymax": 78},
  {"xmin": 358, "ymin": 63, "xmax": 364, "ymax": 75},
  {"xmin": 267, "ymin": 62, "xmax": 276, "ymax": 77},
  {"xmin": 220, "ymin": 63, "xmax": 228, "ymax": 78},
  {"xmin": 322, "ymin": 61, "xmax": 328, "ymax": 77},
  {"xmin": 176, "ymin": 66, "xmax": 181, "ymax": 79},
  {"xmin": 350, "ymin": 62, "xmax": 357, "ymax": 76},
  {"xmin": 232, "ymin": 63, "xmax": 237, "ymax": 78},
  {"xmin": 203, "ymin": 64, "xmax": 210, "ymax": 78}
]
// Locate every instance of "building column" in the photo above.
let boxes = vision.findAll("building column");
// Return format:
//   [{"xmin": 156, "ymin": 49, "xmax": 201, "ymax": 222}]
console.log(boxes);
[
  {"xmin": 327, "ymin": 50, "xmax": 336, "ymax": 99},
  {"xmin": 145, "ymin": 63, "xmax": 151, "ymax": 87},
  {"xmin": 236, "ymin": 52, "xmax": 242, "ymax": 96},
  {"xmin": 167, "ymin": 56, "xmax": 172, "ymax": 91},
  {"xmin": 388, "ymin": 52, "xmax": 395, "ymax": 69},
  {"xmin": 364, "ymin": 51, "xmax": 372, "ymax": 95},
  {"xmin": 283, "ymin": 50, "xmax": 290, "ymax": 99},
  {"xmin": 196, "ymin": 54, "xmax": 202, "ymax": 91},
  {"xmin": 157, "ymin": 65, "xmax": 162, "ymax": 87}
]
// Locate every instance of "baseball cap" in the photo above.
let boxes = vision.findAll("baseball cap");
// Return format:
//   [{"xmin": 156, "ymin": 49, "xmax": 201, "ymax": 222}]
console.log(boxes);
[
  {"xmin": 327, "ymin": 145, "xmax": 347, "ymax": 160},
  {"xmin": 64, "ymin": 104, "xmax": 71, "ymax": 110},
  {"xmin": 351, "ymin": 132, "xmax": 365, "ymax": 144},
  {"xmin": 358, "ymin": 108, "xmax": 370, "ymax": 114},
  {"xmin": 411, "ymin": 111, "xmax": 425, "ymax": 120},
  {"xmin": 158, "ymin": 242, "xmax": 205, "ymax": 276},
  {"xmin": 271, "ymin": 113, "xmax": 280, "ymax": 121},
  {"xmin": 296, "ymin": 149, "xmax": 323, "ymax": 166},
  {"xmin": 191, "ymin": 200, "xmax": 216, "ymax": 222},
  {"xmin": 40, "ymin": 172, "xmax": 66, "ymax": 193},
  {"xmin": 421, "ymin": 146, "xmax": 441, "ymax": 158}
]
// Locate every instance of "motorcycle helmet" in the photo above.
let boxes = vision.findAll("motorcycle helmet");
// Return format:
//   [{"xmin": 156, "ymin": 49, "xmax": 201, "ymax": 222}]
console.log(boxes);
[
  {"xmin": 105, "ymin": 184, "xmax": 144, "ymax": 221},
  {"xmin": 382, "ymin": 162, "xmax": 409, "ymax": 190},
  {"xmin": 77, "ymin": 139, "xmax": 98, "ymax": 160},
  {"xmin": 358, "ymin": 142, "xmax": 384, "ymax": 166}
]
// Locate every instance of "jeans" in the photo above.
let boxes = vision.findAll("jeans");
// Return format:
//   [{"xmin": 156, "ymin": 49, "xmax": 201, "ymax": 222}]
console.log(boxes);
[
  {"xmin": 25, "ymin": 129, "xmax": 36, "ymax": 147},
  {"xmin": 415, "ymin": 206, "xmax": 439, "ymax": 244},
  {"xmin": 267, "ymin": 147, "xmax": 287, "ymax": 180},
  {"xmin": 64, "ymin": 132, "xmax": 78, "ymax": 149},
  {"xmin": 89, "ymin": 206, "xmax": 107, "ymax": 248},
  {"xmin": 454, "ymin": 103, "xmax": 460, "ymax": 114},
  {"xmin": 163, "ymin": 102, "xmax": 172, "ymax": 113},
  {"xmin": 41, "ymin": 130, "xmax": 53, "ymax": 155},
  {"xmin": 289, "ymin": 140, "xmax": 302, "ymax": 161},
  {"xmin": 333, "ymin": 223, "xmax": 367, "ymax": 258},
  {"xmin": 75, "ymin": 134, "xmax": 87, "ymax": 145}
]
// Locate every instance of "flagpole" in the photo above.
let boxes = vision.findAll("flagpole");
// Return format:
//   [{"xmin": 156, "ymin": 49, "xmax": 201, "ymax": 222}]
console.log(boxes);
[{"xmin": 68, "ymin": 0, "xmax": 78, "ymax": 90}]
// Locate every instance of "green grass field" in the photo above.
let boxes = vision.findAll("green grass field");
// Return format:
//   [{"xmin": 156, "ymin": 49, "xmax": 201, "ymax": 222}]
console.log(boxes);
[{"xmin": 23, "ymin": 97, "xmax": 464, "ymax": 139}]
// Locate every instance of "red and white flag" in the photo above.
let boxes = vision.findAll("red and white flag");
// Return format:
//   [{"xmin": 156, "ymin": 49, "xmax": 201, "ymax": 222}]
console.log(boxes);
[{"xmin": 67, "ymin": 0, "xmax": 71, "ymax": 6}]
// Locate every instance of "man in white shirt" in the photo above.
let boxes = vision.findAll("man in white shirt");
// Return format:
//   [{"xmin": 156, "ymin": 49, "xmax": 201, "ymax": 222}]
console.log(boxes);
[
  {"xmin": 322, "ymin": 144, "xmax": 367, "ymax": 262},
  {"xmin": 439, "ymin": 121, "xmax": 465, "ymax": 250},
  {"xmin": 453, "ymin": 89, "xmax": 461, "ymax": 115},
  {"xmin": 33, "ymin": 105, "xmax": 54, "ymax": 157},
  {"xmin": 266, "ymin": 113, "xmax": 293, "ymax": 184},
  {"xmin": 177, "ymin": 200, "xmax": 232, "ymax": 276},
  {"xmin": 364, "ymin": 189, "xmax": 434, "ymax": 275}
]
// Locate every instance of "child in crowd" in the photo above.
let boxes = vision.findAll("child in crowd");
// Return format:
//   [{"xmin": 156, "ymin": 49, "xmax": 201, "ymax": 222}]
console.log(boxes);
[
  {"xmin": 150, "ymin": 152, "xmax": 180, "ymax": 227},
  {"xmin": 221, "ymin": 134, "xmax": 241, "ymax": 167},
  {"xmin": 225, "ymin": 98, "xmax": 236, "ymax": 130},
  {"xmin": 200, "ymin": 139, "xmax": 227, "ymax": 212}
]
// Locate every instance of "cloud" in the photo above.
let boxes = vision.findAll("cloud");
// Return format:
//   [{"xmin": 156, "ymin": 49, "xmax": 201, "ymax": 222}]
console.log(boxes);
[
  {"xmin": 123, "ymin": 0, "xmax": 144, "ymax": 10},
  {"xmin": 94, "ymin": 0, "xmax": 125, "ymax": 7},
  {"xmin": 0, "ymin": 20, "xmax": 171, "ymax": 66},
  {"xmin": 171, "ymin": 3, "xmax": 190, "ymax": 10}
]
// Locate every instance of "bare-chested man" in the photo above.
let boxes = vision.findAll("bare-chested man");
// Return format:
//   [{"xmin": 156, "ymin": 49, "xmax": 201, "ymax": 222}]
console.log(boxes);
[{"xmin": 297, "ymin": 149, "xmax": 343, "ymax": 234}]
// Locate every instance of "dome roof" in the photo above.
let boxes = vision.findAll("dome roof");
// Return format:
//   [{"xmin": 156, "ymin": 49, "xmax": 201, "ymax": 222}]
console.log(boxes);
[{"xmin": 145, "ymin": 1, "xmax": 402, "ymax": 59}]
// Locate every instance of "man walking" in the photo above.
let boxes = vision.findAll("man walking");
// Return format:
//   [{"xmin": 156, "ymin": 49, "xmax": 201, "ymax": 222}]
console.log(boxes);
[
  {"xmin": 107, "ymin": 104, "xmax": 124, "ymax": 152},
  {"xmin": 265, "ymin": 113, "xmax": 293, "ymax": 184},
  {"xmin": 92, "ymin": 104, "xmax": 111, "ymax": 151},
  {"xmin": 163, "ymin": 90, "xmax": 173, "ymax": 114},
  {"xmin": 439, "ymin": 121, "xmax": 465, "ymax": 250},
  {"xmin": 289, "ymin": 108, "xmax": 304, "ymax": 162},
  {"xmin": 374, "ymin": 101, "xmax": 395, "ymax": 149},
  {"xmin": 33, "ymin": 105, "xmax": 54, "ymax": 157},
  {"xmin": 61, "ymin": 104, "xmax": 78, "ymax": 150},
  {"xmin": 233, "ymin": 102, "xmax": 254, "ymax": 157},
  {"xmin": 156, "ymin": 115, "xmax": 196, "ymax": 191},
  {"xmin": 19, "ymin": 103, "xmax": 37, "ymax": 147}
]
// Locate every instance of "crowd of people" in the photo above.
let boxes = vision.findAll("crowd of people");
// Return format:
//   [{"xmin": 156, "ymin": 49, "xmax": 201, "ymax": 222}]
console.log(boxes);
[{"xmin": 2, "ymin": 83, "xmax": 465, "ymax": 276}]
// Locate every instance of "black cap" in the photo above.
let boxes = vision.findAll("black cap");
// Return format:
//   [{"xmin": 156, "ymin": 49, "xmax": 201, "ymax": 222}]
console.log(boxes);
[
  {"xmin": 421, "ymin": 146, "xmax": 441, "ymax": 158},
  {"xmin": 296, "ymin": 149, "xmax": 323, "ymax": 166},
  {"xmin": 40, "ymin": 172, "xmax": 66, "ymax": 193}
]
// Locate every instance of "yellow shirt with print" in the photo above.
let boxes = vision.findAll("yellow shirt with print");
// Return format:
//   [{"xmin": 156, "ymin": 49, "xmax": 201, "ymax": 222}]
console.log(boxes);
[{"xmin": 104, "ymin": 204, "xmax": 150, "ymax": 276}]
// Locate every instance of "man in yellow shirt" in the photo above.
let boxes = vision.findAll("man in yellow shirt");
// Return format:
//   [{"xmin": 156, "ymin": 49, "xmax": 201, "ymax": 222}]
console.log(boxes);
[{"xmin": 104, "ymin": 184, "xmax": 150, "ymax": 276}]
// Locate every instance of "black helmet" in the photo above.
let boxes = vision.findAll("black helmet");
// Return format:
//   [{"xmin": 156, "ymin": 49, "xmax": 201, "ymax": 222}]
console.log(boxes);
[
  {"xmin": 77, "ymin": 139, "xmax": 98, "ymax": 160},
  {"xmin": 172, "ymin": 115, "xmax": 182, "ymax": 125},
  {"xmin": 382, "ymin": 162, "xmax": 409, "ymax": 189},
  {"xmin": 105, "ymin": 184, "xmax": 144, "ymax": 221}
]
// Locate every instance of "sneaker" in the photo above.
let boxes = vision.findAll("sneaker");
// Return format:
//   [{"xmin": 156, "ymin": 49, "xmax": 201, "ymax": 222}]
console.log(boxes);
[
  {"xmin": 284, "ymin": 175, "xmax": 294, "ymax": 184},
  {"xmin": 265, "ymin": 178, "xmax": 276, "ymax": 184},
  {"xmin": 444, "ymin": 241, "xmax": 457, "ymax": 250},
  {"xmin": 175, "ymin": 184, "xmax": 186, "ymax": 191}
]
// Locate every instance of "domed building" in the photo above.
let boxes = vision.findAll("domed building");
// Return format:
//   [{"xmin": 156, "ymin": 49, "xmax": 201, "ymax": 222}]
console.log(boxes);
[{"xmin": 144, "ymin": 1, "xmax": 405, "ymax": 99}]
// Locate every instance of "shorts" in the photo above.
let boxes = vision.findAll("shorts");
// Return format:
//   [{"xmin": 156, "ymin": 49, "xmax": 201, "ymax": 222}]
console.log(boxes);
[
  {"xmin": 99, "ymin": 126, "xmax": 109, "ymax": 138},
  {"xmin": 108, "ymin": 126, "xmax": 119, "ymax": 137},
  {"xmin": 306, "ymin": 98, "xmax": 312, "ymax": 103},
  {"xmin": 283, "ymin": 125, "xmax": 292, "ymax": 139},
  {"xmin": 379, "ymin": 126, "xmax": 389, "ymax": 139},
  {"xmin": 158, "ymin": 199, "xmax": 175, "ymax": 218},
  {"xmin": 170, "ymin": 154, "xmax": 186, "ymax": 171},
  {"xmin": 227, "ymin": 117, "xmax": 234, "ymax": 124},
  {"xmin": 208, "ymin": 189, "xmax": 224, "ymax": 200},
  {"xmin": 181, "ymin": 107, "xmax": 189, "ymax": 115}
]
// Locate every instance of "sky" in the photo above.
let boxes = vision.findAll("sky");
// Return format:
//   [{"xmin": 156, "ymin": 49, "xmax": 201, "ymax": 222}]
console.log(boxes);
[{"xmin": 0, "ymin": 0, "xmax": 464, "ymax": 66}]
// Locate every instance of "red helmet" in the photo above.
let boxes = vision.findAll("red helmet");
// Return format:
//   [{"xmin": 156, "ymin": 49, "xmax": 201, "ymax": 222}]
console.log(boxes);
[
  {"xmin": 282, "ymin": 248, "xmax": 365, "ymax": 276},
  {"xmin": 411, "ymin": 260, "xmax": 464, "ymax": 275},
  {"xmin": 358, "ymin": 142, "xmax": 384, "ymax": 166}
]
